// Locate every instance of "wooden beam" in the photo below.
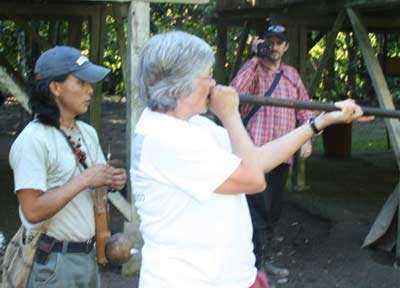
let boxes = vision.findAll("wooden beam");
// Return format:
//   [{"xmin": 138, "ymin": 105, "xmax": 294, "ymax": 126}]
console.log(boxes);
[
  {"xmin": 345, "ymin": 0, "xmax": 400, "ymax": 8},
  {"xmin": 308, "ymin": 31, "xmax": 324, "ymax": 52},
  {"xmin": 108, "ymin": 191, "xmax": 132, "ymax": 222},
  {"xmin": 0, "ymin": 53, "xmax": 25, "ymax": 86},
  {"xmin": 347, "ymin": 7, "xmax": 400, "ymax": 259},
  {"xmin": 308, "ymin": 10, "xmax": 346, "ymax": 97},
  {"xmin": 210, "ymin": 10, "xmax": 400, "ymax": 32},
  {"xmin": 229, "ymin": 21, "xmax": 250, "ymax": 82},
  {"xmin": 0, "ymin": 65, "xmax": 30, "ymax": 113},
  {"xmin": 9, "ymin": 16, "xmax": 52, "ymax": 50},
  {"xmin": 150, "ymin": 0, "xmax": 209, "ymax": 3},
  {"xmin": 0, "ymin": 4, "xmax": 99, "ymax": 17},
  {"xmin": 85, "ymin": 0, "xmax": 209, "ymax": 2},
  {"xmin": 347, "ymin": 7, "xmax": 400, "ymax": 164}
]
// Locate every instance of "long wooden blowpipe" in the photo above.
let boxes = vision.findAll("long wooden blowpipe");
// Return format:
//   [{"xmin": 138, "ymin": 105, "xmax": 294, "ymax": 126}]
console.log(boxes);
[{"xmin": 239, "ymin": 94, "xmax": 400, "ymax": 119}]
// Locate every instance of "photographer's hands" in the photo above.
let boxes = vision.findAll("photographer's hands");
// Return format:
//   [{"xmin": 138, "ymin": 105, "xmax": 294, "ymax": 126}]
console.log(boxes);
[{"xmin": 251, "ymin": 36, "xmax": 264, "ymax": 55}]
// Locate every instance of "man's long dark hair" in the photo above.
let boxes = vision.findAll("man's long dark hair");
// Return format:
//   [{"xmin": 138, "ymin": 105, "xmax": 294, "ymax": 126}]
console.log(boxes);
[{"xmin": 29, "ymin": 74, "xmax": 69, "ymax": 128}]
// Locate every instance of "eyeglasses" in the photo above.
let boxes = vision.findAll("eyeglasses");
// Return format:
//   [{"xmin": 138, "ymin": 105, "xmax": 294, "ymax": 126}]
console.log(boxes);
[
  {"xmin": 267, "ymin": 25, "xmax": 286, "ymax": 33},
  {"xmin": 197, "ymin": 70, "xmax": 214, "ymax": 81}
]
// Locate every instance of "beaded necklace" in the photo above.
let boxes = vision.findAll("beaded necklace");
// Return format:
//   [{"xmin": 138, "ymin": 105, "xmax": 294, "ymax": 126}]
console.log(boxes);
[{"xmin": 59, "ymin": 125, "xmax": 91, "ymax": 170}]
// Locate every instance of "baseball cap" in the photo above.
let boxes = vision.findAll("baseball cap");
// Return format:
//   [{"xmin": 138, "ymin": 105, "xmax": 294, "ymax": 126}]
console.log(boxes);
[
  {"xmin": 34, "ymin": 46, "xmax": 110, "ymax": 83},
  {"xmin": 265, "ymin": 25, "xmax": 288, "ymax": 41}
]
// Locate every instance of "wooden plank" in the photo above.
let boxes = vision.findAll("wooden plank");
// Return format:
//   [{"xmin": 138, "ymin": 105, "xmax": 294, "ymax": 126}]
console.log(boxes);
[
  {"xmin": 347, "ymin": 7, "xmax": 400, "ymax": 259},
  {"xmin": 108, "ymin": 191, "xmax": 132, "ymax": 222},
  {"xmin": 0, "ymin": 65, "xmax": 30, "ymax": 113},
  {"xmin": 124, "ymin": 0, "xmax": 149, "ymax": 277},
  {"xmin": 308, "ymin": 10, "xmax": 346, "ymax": 97}
]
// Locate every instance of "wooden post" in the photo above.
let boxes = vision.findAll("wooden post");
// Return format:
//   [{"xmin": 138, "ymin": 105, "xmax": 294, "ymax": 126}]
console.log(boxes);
[
  {"xmin": 0, "ymin": 65, "xmax": 30, "ymax": 113},
  {"xmin": 298, "ymin": 25, "xmax": 308, "ymax": 79},
  {"xmin": 295, "ymin": 24, "xmax": 310, "ymax": 191},
  {"xmin": 113, "ymin": 3, "xmax": 128, "ymax": 83},
  {"xmin": 288, "ymin": 24, "xmax": 311, "ymax": 192},
  {"xmin": 287, "ymin": 24, "xmax": 299, "ymax": 67},
  {"xmin": 116, "ymin": 0, "xmax": 210, "ymax": 277},
  {"xmin": 67, "ymin": 17, "xmax": 83, "ymax": 48},
  {"xmin": 215, "ymin": 21, "xmax": 228, "ymax": 84},
  {"xmin": 308, "ymin": 10, "xmax": 345, "ymax": 97},
  {"xmin": 89, "ymin": 7, "xmax": 107, "ymax": 134},
  {"xmin": 347, "ymin": 7, "xmax": 400, "ymax": 259},
  {"xmin": 123, "ymin": 0, "xmax": 149, "ymax": 277}
]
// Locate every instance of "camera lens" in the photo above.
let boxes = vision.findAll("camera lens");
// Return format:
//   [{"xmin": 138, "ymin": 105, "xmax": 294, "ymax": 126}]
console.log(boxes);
[{"xmin": 256, "ymin": 42, "xmax": 271, "ymax": 58}]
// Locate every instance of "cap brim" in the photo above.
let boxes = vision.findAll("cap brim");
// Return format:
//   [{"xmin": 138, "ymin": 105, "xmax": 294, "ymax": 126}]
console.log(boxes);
[{"xmin": 74, "ymin": 63, "xmax": 110, "ymax": 83}]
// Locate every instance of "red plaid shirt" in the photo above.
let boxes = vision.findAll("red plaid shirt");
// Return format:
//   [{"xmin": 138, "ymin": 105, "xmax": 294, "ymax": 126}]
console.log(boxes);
[{"xmin": 230, "ymin": 57, "xmax": 314, "ymax": 164}]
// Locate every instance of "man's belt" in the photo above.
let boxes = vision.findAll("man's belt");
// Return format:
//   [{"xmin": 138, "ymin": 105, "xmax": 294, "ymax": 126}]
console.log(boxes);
[{"xmin": 39, "ymin": 234, "xmax": 95, "ymax": 254}]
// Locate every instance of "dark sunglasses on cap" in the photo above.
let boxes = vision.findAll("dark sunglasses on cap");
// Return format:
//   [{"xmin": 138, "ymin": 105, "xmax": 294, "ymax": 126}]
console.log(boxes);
[{"xmin": 267, "ymin": 25, "xmax": 286, "ymax": 33}]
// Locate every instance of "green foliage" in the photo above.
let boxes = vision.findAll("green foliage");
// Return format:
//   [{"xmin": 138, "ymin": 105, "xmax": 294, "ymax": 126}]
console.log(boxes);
[
  {"xmin": 150, "ymin": 2, "xmax": 217, "ymax": 46},
  {"xmin": 307, "ymin": 31, "xmax": 400, "ymax": 105},
  {"xmin": 0, "ymin": 21, "xmax": 19, "ymax": 71}
]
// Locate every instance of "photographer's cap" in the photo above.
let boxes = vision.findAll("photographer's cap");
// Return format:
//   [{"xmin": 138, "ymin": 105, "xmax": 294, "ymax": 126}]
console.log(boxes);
[
  {"xmin": 34, "ymin": 46, "xmax": 110, "ymax": 83},
  {"xmin": 265, "ymin": 25, "xmax": 288, "ymax": 41}
]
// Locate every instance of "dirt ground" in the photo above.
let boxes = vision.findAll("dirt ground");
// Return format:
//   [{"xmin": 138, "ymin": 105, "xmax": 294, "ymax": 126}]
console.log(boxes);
[{"xmin": 0, "ymin": 99, "xmax": 399, "ymax": 288}]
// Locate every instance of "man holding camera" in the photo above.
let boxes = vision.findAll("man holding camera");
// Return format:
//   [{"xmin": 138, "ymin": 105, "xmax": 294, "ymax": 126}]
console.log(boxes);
[{"xmin": 230, "ymin": 24, "xmax": 314, "ymax": 278}]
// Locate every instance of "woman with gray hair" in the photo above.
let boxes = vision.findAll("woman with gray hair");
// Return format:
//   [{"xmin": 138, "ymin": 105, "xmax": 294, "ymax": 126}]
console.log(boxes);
[
  {"xmin": 131, "ymin": 31, "xmax": 368, "ymax": 288},
  {"xmin": 135, "ymin": 30, "xmax": 215, "ymax": 112}
]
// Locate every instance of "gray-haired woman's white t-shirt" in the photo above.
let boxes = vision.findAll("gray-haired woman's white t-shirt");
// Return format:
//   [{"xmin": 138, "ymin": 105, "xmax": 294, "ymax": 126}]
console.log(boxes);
[{"xmin": 131, "ymin": 108, "xmax": 257, "ymax": 288}]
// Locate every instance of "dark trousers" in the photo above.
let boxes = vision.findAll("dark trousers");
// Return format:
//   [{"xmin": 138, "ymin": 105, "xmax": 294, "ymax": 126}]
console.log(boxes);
[{"xmin": 246, "ymin": 163, "xmax": 290, "ymax": 267}]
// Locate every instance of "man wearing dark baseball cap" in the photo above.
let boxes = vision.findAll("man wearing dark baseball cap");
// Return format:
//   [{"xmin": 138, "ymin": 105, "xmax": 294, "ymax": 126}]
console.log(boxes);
[
  {"xmin": 230, "ymin": 24, "xmax": 314, "ymax": 281},
  {"xmin": 9, "ymin": 46, "xmax": 127, "ymax": 287},
  {"xmin": 264, "ymin": 24, "xmax": 288, "ymax": 41},
  {"xmin": 34, "ymin": 45, "xmax": 110, "ymax": 83}
]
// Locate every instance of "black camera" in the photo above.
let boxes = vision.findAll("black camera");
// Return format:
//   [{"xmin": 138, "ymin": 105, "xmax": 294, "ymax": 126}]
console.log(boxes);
[{"xmin": 256, "ymin": 42, "xmax": 271, "ymax": 58}]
